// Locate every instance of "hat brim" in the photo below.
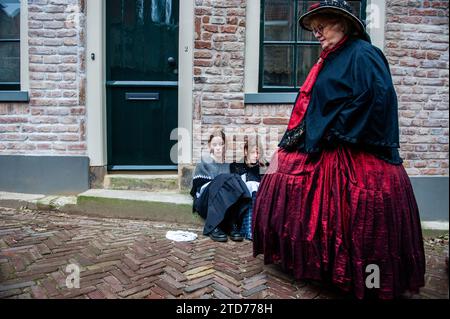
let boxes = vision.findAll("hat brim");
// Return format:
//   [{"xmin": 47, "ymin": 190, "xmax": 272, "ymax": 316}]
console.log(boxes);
[{"xmin": 299, "ymin": 6, "xmax": 366, "ymax": 37}]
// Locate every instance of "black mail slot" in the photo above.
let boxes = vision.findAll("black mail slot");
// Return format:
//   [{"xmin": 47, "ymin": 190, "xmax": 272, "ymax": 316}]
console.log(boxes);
[{"xmin": 125, "ymin": 93, "xmax": 160, "ymax": 101}]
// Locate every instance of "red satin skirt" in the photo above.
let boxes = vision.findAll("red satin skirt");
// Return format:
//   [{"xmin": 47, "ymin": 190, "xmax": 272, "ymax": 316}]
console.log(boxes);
[{"xmin": 252, "ymin": 145, "xmax": 426, "ymax": 299}]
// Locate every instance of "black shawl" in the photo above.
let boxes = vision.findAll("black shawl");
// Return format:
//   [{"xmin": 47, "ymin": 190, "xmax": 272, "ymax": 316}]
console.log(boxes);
[{"xmin": 230, "ymin": 162, "xmax": 263, "ymax": 183}]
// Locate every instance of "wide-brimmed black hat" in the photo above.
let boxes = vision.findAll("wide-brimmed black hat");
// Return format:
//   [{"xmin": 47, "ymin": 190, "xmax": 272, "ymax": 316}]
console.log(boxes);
[{"xmin": 299, "ymin": 0, "xmax": 371, "ymax": 42}]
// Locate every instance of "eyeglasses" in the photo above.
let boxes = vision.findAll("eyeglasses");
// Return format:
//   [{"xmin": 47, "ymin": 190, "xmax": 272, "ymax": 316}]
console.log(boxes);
[{"xmin": 311, "ymin": 23, "xmax": 328, "ymax": 36}]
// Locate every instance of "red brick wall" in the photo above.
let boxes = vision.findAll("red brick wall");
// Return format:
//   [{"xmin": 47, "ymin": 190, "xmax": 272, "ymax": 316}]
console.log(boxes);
[
  {"xmin": 193, "ymin": 0, "xmax": 247, "ymax": 162},
  {"xmin": 385, "ymin": 0, "xmax": 449, "ymax": 175},
  {"xmin": 0, "ymin": 0, "xmax": 86, "ymax": 155}
]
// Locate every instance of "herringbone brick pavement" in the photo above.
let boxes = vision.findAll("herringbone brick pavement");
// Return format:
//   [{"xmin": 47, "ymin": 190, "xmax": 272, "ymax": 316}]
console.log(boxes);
[{"xmin": 0, "ymin": 207, "xmax": 448, "ymax": 299}]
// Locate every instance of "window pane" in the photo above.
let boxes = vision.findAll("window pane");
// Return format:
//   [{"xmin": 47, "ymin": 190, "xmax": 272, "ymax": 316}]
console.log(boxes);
[
  {"xmin": 296, "ymin": 45, "xmax": 321, "ymax": 86},
  {"xmin": 261, "ymin": 0, "xmax": 365, "ymax": 92},
  {"xmin": 263, "ymin": 45, "xmax": 294, "ymax": 87},
  {"xmin": 0, "ymin": 0, "xmax": 20, "ymax": 39},
  {"xmin": 264, "ymin": 0, "xmax": 295, "ymax": 41},
  {"xmin": 0, "ymin": 42, "xmax": 20, "ymax": 83},
  {"xmin": 296, "ymin": 1, "xmax": 319, "ymax": 41},
  {"xmin": 348, "ymin": 1, "xmax": 362, "ymax": 18},
  {"xmin": 107, "ymin": 0, "xmax": 179, "ymax": 81}
]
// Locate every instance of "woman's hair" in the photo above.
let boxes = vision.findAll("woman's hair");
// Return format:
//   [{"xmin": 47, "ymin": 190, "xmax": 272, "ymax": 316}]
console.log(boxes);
[
  {"xmin": 244, "ymin": 135, "xmax": 268, "ymax": 167},
  {"xmin": 208, "ymin": 129, "xmax": 226, "ymax": 144},
  {"xmin": 207, "ymin": 129, "xmax": 226, "ymax": 162}
]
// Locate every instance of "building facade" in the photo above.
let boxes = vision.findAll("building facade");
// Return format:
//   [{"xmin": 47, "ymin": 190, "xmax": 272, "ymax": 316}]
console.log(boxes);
[{"xmin": 0, "ymin": 0, "xmax": 448, "ymax": 219}]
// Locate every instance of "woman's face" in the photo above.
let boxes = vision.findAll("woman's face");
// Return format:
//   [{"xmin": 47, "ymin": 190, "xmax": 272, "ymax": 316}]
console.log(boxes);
[
  {"xmin": 310, "ymin": 17, "xmax": 346, "ymax": 50},
  {"xmin": 209, "ymin": 136, "xmax": 225, "ymax": 161},
  {"xmin": 246, "ymin": 146, "xmax": 260, "ymax": 165}
]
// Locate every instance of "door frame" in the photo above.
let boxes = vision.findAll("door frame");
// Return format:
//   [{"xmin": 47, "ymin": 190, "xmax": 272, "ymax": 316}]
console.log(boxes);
[{"xmin": 86, "ymin": 0, "xmax": 194, "ymax": 168}]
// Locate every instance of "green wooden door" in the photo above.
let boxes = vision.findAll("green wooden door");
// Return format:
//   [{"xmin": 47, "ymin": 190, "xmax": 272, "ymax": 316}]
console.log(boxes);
[{"xmin": 106, "ymin": 0, "xmax": 179, "ymax": 170}]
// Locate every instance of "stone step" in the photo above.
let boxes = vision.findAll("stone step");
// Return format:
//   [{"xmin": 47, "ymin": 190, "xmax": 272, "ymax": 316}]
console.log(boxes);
[
  {"xmin": 104, "ymin": 174, "xmax": 179, "ymax": 192},
  {"xmin": 76, "ymin": 189, "xmax": 201, "ymax": 225}
]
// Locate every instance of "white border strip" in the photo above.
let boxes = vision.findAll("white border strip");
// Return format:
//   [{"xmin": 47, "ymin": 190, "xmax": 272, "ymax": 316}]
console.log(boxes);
[
  {"xmin": 179, "ymin": 0, "xmax": 194, "ymax": 164},
  {"xmin": 20, "ymin": 0, "xmax": 29, "ymax": 91},
  {"xmin": 244, "ymin": 0, "xmax": 261, "ymax": 93},
  {"xmin": 86, "ymin": 0, "xmax": 107, "ymax": 166},
  {"xmin": 367, "ymin": 0, "xmax": 386, "ymax": 51}
]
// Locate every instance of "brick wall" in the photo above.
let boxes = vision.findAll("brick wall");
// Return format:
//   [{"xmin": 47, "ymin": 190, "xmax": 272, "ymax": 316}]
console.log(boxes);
[
  {"xmin": 385, "ymin": 0, "xmax": 449, "ymax": 176},
  {"xmin": 0, "ymin": 0, "xmax": 87, "ymax": 155},
  {"xmin": 193, "ymin": 0, "xmax": 247, "ymax": 162}
]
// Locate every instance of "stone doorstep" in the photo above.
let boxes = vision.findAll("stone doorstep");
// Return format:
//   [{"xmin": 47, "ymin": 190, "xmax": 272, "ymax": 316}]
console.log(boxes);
[
  {"xmin": 103, "ymin": 174, "xmax": 180, "ymax": 192},
  {"xmin": 0, "ymin": 190, "xmax": 202, "ymax": 226},
  {"xmin": 76, "ymin": 189, "xmax": 201, "ymax": 226}
]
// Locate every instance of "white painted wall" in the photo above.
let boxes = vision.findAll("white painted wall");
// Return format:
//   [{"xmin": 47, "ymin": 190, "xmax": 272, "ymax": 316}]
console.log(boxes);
[
  {"xmin": 178, "ymin": 0, "xmax": 194, "ymax": 164},
  {"xmin": 244, "ymin": 0, "xmax": 261, "ymax": 94},
  {"xmin": 367, "ymin": 0, "xmax": 386, "ymax": 51},
  {"xmin": 86, "ymin": 0, "xmax": 107, "ymax": 166}
]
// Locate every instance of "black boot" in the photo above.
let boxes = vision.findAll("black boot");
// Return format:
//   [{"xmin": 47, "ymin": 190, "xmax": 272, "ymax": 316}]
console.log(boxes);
[
  {"xmin": 229, "ymin": 224, "xmax": 244, "ymax": 242},
  {"xmin": 209, "ymin": 227, "xmax": 228, "ymax": 242}
]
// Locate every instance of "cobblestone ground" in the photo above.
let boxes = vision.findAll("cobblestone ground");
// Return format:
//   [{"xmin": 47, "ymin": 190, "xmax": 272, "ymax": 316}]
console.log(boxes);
[{"xmin": 0, "ymin": 207, "xmax": 448, "ymax": 299}]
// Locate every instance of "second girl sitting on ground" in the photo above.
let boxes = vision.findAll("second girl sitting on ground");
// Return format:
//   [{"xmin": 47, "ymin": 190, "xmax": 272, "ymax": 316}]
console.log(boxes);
[{"xmin": 230, "ymin": 138, "xmax": 267, "ymax": 240}]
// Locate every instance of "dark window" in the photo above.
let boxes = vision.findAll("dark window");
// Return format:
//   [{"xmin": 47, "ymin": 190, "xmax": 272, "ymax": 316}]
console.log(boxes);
[
  {"xmin": 0, "ymin": 0, "xmax": 21, "ymax": 91},
  {"xmin": 260, "ymin": 0, "xmax": 366, "ymax": 92}
]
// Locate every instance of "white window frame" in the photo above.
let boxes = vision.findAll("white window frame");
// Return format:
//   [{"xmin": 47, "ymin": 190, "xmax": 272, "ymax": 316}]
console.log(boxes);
[{"xmin": 20, "ymin": 0, "xmax": 29, "ymax": 92}]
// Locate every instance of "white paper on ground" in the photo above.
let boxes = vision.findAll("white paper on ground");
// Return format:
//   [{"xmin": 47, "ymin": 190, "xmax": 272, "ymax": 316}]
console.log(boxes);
[{"xmin": 165, "ymin": 230, "xmax": 198, "ymax": 242}]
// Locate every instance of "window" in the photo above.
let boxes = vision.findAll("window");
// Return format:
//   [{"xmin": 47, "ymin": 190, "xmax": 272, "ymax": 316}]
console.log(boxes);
[
  {"xmin": 260, "ymin": 0, "xmax": 366, "ymax": 92},
  {"xmin": 0, "ymin": 0, "xmax": 21, "ymax": 91}
]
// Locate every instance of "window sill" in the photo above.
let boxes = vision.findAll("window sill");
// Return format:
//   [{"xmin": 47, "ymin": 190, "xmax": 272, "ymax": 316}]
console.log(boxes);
[
  {"xmin": 0, "ymin": 91, "xmax": 30, "ymax": 102},
  {"xmin": 244, "ymin": 93, "xmax": 297, "ymax": 105}
]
